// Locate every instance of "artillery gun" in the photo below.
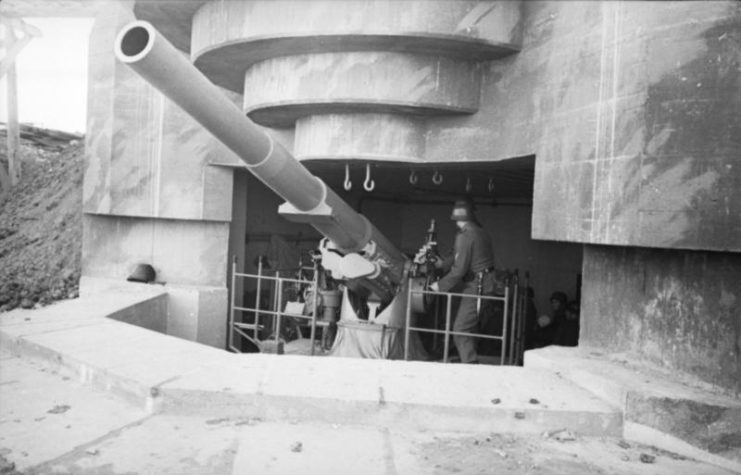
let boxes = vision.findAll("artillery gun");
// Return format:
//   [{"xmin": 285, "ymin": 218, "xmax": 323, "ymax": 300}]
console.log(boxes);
[{"xmin": 115, "ymin": 21, "xmax": 428, "ymax": 359}]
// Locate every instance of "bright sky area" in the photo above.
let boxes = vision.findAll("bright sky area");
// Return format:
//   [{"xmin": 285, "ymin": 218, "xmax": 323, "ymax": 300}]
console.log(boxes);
[{"xmin": 1, "ymin": 18, "xmax": 93, "ymax": 134}]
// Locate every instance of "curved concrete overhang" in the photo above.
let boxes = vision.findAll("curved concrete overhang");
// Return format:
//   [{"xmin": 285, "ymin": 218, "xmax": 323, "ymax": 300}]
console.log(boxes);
[
  {"xmin": 242, "ymin": 51, "xmax": 481, "ymax": 127},
  {"xmin": 294, "ymin": 114, "xmax": 426, "ymax": 163},
  {"xmin": 190, "ymin": 0, "xmax": 521, "ymax": 92},
  {"xmin": 192, "ymin": 0, "xmax": 522, "ymax": 43},
  {"xmin": 194, "ymin": 34, "xmax": 519, "ymax": 93},
  {"xmin": 246, "ymin": 101, "xmax": 474, "ymax": 130},
  {"xmin": 135, "ymin": 0, "xmax": 525, "ymax": 170}
]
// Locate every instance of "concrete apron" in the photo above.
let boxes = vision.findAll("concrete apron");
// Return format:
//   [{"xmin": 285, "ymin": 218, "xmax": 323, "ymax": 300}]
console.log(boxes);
[
  {"xmin": 525, "ymin": 346, "xmax": 741, "ymax": 473},
  {"xmin": 3, "ymin": 289, "xmax": 621, "ymax": 440}
]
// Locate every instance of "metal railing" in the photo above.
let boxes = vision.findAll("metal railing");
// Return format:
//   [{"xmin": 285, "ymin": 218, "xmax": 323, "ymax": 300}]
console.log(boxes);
[
  {"xmin": 510, "ymin": 275, "xmax": 527, "ymax": 365},
  {"xmin": 403, "ymin": 273, "xmax": 525, "ymax": 365},
  {"xmin": 228, "ymin": 257, "xmax": 322, "ymax": 355},
  {"xmin": 229, "ymin": 256, "xmax": 529, "ymax": 364}
]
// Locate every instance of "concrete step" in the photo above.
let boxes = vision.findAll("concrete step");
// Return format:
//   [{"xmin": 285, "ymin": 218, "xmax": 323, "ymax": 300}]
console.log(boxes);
[
  {"xmin": 2, "ymin": 297, "xmax": 621, "ymax": 439},
  {"xmin": 157, "ymin": 354, "xmax": 622, "ymax": 436},
  {"xmin": 525, "ymin": 346, "xmax": 741, "ymax": 474}
]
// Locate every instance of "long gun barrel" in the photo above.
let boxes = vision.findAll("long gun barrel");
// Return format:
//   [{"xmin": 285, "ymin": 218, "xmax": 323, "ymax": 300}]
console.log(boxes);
[{"xmin": 114, "ymin": 21, "xmax": 407, "ymax": 301}]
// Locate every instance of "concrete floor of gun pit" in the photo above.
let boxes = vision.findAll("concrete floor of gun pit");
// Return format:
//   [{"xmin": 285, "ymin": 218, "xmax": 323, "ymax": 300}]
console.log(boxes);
[
  {"xmin": 0, "ymin": 289, "xmax": 739, "ymax": 474},
  {"xmin": 4, "ymin": 352, "xmax": 738, "ymax": 475}
]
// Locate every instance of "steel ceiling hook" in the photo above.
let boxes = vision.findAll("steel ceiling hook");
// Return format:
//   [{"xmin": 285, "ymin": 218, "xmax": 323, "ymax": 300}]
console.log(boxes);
[
  {"xmin": 409, "ymin": 169, "xmax": 418, "ymax": 185},
  {"xmin": 432, "ymin": 169, "xmax": 443, "ymax": 185},
  {"xmin": 465, "ymin": 176, "xmax": 472, "ymax": 193},
  {"xmin": 363, "ymin": 163, "xmax": 375, "ymax": 192},
  {"xmin": 488, "ymin": 177, "xmax": 495, "ymax": 193},
  {"xmin": 343, "ymin": 163, "xmax": 352, "ymax": 191}
]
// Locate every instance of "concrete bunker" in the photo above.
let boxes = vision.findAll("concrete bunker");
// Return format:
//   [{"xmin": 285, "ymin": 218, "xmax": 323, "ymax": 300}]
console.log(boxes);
[{"xmin": 79, "ymin": 0, "xmax": 741, "ymax": 397}]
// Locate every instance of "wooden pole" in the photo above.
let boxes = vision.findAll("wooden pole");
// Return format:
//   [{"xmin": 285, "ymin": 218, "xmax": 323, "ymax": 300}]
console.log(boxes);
[
  {"xmin": 0, "ymin": 21, "xmax": 9, "ymax": 194},
  {"xmin": 0, "ymin": 33, "xmax": 33, "ymax": 79},
  {"xmin": 5, "ymin": 20, "xmax": 20, "ymax": 187}
]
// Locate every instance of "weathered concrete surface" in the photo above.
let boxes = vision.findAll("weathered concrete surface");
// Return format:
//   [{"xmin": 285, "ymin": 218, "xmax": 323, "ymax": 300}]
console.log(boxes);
[
  {"xmin": 1, "ymin": 319, "xmax": 737, "ymax": 475},
  {"xmin": 0, "ymin": 288, "xmax": 166, "ymax": 343},
  {"xmin": 84, "ymin": 270, "xmax": 229, "ymax": 348},
  {"xmin": 243, "ymin": 52, "xmax": 481, "ymax": 127},
  {"xmin": 159, "ymin": 354, "xmax": 622, "ymax": 436},
  {"xmin": 81, "ymin": 216, "xmax": 230, "ymax": 287},
  {"xmin": 185, "ymin": 0, "xmax": 521, "ymax": 162},
  {"xmin": 0, "ymin": 351, "xmax": 148, "ymax": 472},
  {"xmin": 0, "ymin": 291, "xmax": 235, "ymax": 409},
  {"xmin": 139, "ymin": 0, "xmax": 741, "ymax": 252},
  {"xmin": 0, "ymin": 298, "xmax": 621, "ymax": 438},
  {"xmin": 165, "ymin": 284, "xmax": 227, "ymax": 348},
  {"xmin": 526, "ymin": 345, "xmax": 741, "ymax": 473},
  {"xmin": 81, "ymin": 217, "xmax": 229, "ymax": 348},
  {"xmin": 133, "ymin": 0, "xmax": 205, "ymax": 52},
  {"xmin": 85, "ymin": 4, "xmax": 240, "ymax": 221},
  {"xmin": 423, "ymin": 1, "xmax": 741, "ymax": 252},
  {"xmin": 580, "ymin": 245, "xmax": 741, "ymax": 396},
  {"xmin": 190, "ymin": 0, "xmax": 521, "ymax": 93},
  {"xmin": 3, "ymin": 352, "xmax": 732, "ymax": 475},
  {"xmin": 99, "ymin": 283, "xmax": 168, "ymax": 334},
  {"xmin": 529, "ymin": 1, "xmax": 741, "ymax": 250},
  {"xmin": 82, "ymin": 4, "xmax": 245, "ymax": 348},
  {"xmin": 294, "ymin": 113, "xmax": 426, "ymax": 162}
]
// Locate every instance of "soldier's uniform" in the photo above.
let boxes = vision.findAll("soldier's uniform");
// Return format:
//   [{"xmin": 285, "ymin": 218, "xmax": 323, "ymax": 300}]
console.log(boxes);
[{"xmin": 437, "ymin": 220, "xmax": 495, "ymax": 364}]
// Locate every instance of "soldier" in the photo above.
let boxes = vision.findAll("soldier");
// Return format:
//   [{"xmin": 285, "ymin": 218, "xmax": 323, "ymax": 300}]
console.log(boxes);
[{"xmin": 417, "ymin": 200, "xmax": 496, "ymax": 364}]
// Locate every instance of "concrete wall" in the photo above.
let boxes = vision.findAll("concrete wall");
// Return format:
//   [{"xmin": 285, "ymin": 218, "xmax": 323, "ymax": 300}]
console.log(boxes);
[
  {"xmin": 464, "ymin": 1, "xmax": 740, "ymax": 252},
  {"xmin": 581, "ymin": 245, "xmax": 741, "ymax": 395},
  {"xmin": 82, "ymin": 4, "xmax": 240, "ymax": 348},
  {"xmin": 106, "ymin": 289, "xmax": 168, "ymax": 334},
  {"xmin": 424, "ymin": 1, "xmax": 741, "ymax": 251},
  {"xmin": 85, "ymin": 6, "xmax": 238, "ymax": 220}
]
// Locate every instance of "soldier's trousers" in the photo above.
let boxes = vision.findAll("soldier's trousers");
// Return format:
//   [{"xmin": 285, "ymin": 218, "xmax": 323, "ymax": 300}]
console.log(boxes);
[
  {"xmin": 452, "ymin": 275, "xmax": 495, "ymax": 364},
  {"xmin": 453, "ymin": 292, "xmax": 479, "ymax": 363}
]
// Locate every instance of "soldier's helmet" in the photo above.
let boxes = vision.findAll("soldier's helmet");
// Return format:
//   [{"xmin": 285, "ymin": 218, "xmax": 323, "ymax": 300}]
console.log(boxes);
[
  {"xmin": 127, "ymin": 263, "xmax": 156, "ymax": 283},
  {"xmin": 450, "ymin": 199, "xmax": 476, "ymax": 222}
]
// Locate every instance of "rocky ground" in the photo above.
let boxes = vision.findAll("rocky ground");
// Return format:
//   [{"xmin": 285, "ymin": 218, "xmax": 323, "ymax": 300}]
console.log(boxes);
[{"xmin": 0, "ymin": 125, "xmax": 83, "ymax": 312}]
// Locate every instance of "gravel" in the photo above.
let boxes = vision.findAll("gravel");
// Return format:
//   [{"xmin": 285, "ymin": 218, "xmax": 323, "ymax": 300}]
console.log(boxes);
[{"xmin": 0, "ymin": 134, "xmax": 82, "ymax": 313}]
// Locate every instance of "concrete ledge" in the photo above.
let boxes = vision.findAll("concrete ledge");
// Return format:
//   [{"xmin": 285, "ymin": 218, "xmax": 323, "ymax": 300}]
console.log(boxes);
[
  {"xmin": 158, "ymin": 355, "xmax": 622, "ymax": 436},
  {"xmin": 525, "ymin": 346, "xmax": 741, "ymax": 473},
  {"xmin": 2, "ymin": 294, "xmax": 620, "ymax": 438},
  {"xmin": 195, "ymin": 35, "xmax": 519, "ymax": 93},
  {"xmin": 240, "ymin": 51, "xmax": 481, "ymax": 127},
  {"xmin": 0, "ymin": 285, "xmax": 173, "ymax": 407}
]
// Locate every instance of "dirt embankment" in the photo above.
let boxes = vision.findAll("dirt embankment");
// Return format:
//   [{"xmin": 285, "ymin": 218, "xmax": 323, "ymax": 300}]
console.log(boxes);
[{"xmin": 0, "ymin": 125, "xmax": 83, "ymax": 312}]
